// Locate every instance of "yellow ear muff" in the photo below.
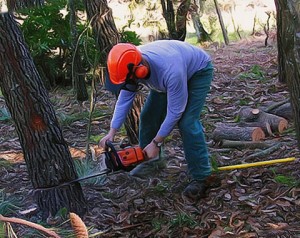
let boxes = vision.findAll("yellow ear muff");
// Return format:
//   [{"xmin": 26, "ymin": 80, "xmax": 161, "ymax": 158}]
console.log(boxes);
[{"xmin": 135, "ymin": 65, "xmax": 149, "ymax": 79}]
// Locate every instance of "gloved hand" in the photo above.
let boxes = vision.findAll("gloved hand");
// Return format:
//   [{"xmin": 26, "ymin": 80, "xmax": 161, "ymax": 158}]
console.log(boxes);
[{"xmin": 98, "ymin": 128, "xmax": 117, "ymax": 149}]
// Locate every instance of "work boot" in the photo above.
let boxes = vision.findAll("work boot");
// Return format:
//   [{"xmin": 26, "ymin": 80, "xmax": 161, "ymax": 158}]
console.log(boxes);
[
  {"xmin": 182, "ymin": 180, "xmax": 207, "ymax": 201},
  {"xmin": 183, "ymin": 174, "xmax": 221, "ymax": 202},
  {"xmin": 129, "ymin": 156, "xmax": 166, "ymax": 179}
]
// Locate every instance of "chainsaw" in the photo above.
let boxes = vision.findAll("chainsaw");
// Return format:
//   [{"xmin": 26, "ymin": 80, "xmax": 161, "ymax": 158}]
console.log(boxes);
[
  {"xmin": 35, "ymin": 141, "xmax": 146, "ymax": 191},
  {"xmin": 103, "ymin": 140, "xmax": 145, "ymax": 172}
]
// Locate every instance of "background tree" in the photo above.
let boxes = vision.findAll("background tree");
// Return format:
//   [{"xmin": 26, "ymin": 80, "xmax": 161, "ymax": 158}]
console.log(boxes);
[
  {"xmin": 84, "ymin": 0, "xmax": 144, "ymax": 144},
  {"xmin": 213, "ymin": 0, "xmax": 229, "ymax": 45},
  {"xmin": 274, "ymin": 0, "xmax": 300, "ymax": 148},
  {"xmin": 190, "ymin": 0, "xmax": 212, "ymax": 43},
  {"xmin": 0, "ymin": 10, "xmax": 87, "ymax": 219},
  {"xmin": 161, "ymin": 0, "xmax": 191, "ymax": 41},
  {"xmin": 69, "ymin": 0, "xmax": 88, "ymax": 102}
]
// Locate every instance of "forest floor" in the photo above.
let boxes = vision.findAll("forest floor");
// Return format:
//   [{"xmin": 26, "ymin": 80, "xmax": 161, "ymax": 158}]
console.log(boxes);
[{"xmin": 1, "ymin": 36, "xmax": 300, "ymax": 238}]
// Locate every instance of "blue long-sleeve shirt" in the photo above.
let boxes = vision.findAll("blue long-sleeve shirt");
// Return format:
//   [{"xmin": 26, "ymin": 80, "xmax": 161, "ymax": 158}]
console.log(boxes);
[{"xmin": 111, "ymin": 40, "xmax": 211, "ymax": 137}]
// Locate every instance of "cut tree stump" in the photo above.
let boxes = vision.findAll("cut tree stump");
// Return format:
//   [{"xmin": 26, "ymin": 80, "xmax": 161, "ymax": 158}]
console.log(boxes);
[
  {"xmin": 212, "ymin": 125, "xmax": 265, "ymax": 142},
  {"xmin": 238, "ymin": 107, "xmax": 288, "ymax": 134}
]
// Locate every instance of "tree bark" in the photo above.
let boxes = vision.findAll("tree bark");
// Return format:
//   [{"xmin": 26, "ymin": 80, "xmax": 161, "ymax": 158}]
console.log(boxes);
[
  {"xmin": 161, "ymin": 0, "xmax": 190, "ymax": 41},
  {"xmin": 190, "ymin": 2, "xmax": 211, "ymax": 43},
  {"xmin": 213, "ymin": 0, "xmax": 229, "ymax": 45},
  {"xmin": 265, "ymin": 101, "xmax": 293, "ymax": 121},
  {"xmin": 84, "ymin": 0, "xmax": 144, "ymax": 144},
  {"xmin": 238, "ymin": 107, "xmax": 288, "ymax": 134},
  {"xmin": 274, "ymin": 0, "xmax": 300, "ymax": 149},
  {"xmin": 0, "ymin": 13, "xmax": 87, "ymax": 218},
  {"xmin": 69, "ymin": 0, "xmax": 88, "ymax": 102},
  {"xmin": 4, "ymin": 0, "xmax": 44, "ymax": 12},
  {"xmin": 212, "ymin": 125, "xmax": 265, "ymax": 142},
  {"xmin": 84, "ymin": 0, "xmax": 119, "ymax": 63},
  {"xmin": 161, "ymin": 0, "xmax": 177, "ymax": 39},
  {"xmin": 176, "ymin": 0, "xmax": 191, "ymax": 41}
]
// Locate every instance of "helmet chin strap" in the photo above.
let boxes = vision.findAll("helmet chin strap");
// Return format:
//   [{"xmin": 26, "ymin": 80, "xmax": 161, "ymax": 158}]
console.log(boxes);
[{"xmin": 121, "ymin": 63, "xmax": 141, "ymax": 92}]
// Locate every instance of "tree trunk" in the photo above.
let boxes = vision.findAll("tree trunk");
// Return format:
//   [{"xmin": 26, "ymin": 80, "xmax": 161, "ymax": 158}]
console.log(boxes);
[
  {"xmin": 0, "ymin": 13, "xmax": 87, "ymax": 218},
  {"xmin": 125, "ymin": 93, "xmax": 144, "ymax": 144},
  {"xmin": 84, "ymin": 0, "xmax": 119, "ymax": 63},
  {"xmin": 274, "ymin": 0, "xmax": 300, "ymax": 149},
  {"xmin": 213, "ymin": 0, "xmax": 229, "ymax": 45},
  {"xmin": 176, "ymin": 0, "xmax": 191, "ymax": 41},
  {"xmin": 161, "ymin": 0, "xmax": 190, "ymax": 41},
  {"xmin": 5, "ymin": 0, "xmax": 44, "ymax": 12},
  {"xmin": 161, "ymin": 0, "xmax": 177, "ymax": 39},
  {"xmin": 190, "ymin": 2, "xmax": 211, "ymax": 43},
  {"xmin": 84, "ymin": 0, "xmax": 144, "ymax": 144},
  {"xmin": 69, "ymin": 0, "xmax": 88, "ymax": 102}
]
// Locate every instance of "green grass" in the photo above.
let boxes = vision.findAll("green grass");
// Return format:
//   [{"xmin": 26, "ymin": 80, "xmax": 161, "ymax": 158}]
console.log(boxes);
[
  {"xmin": 274, "ymin": 174, "xmax": 298, "ymax": 187},
  {"xmin": 74, "ymin": 158, "xmax": 106, "ymax": 186},
  {"xmin": 169, "ymin": 212, "xmax": 197, "ymax": 228},
  {"xmin": 0, "ymin": 189, "xmax": 20, "ymax": 216},
  {"xmin": 270, "ymin": 168, "xmax": 299, "ymax": 187},
  {"xmin": 238, "ymin": 65, "xmax": 267, "ymax": 82},
  {"xmin": 57, "ymin": 110, "xmax": 105, "ymax": 126}
]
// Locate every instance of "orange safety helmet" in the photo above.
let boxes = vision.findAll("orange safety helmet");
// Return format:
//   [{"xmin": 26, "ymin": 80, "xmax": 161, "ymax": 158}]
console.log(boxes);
[{"xmin": 107, "ymin": 43, "xmax": 149, "ymax": 85}]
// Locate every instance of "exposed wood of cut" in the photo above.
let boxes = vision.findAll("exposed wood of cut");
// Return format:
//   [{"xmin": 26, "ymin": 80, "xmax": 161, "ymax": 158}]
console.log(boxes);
[
  {"xmin": 238, "ymin": 107, "xmax": 288, "ymax": 133},
  {"xmin": 212, "ymin": 125, "xmax": 265, "ymax": 142}
]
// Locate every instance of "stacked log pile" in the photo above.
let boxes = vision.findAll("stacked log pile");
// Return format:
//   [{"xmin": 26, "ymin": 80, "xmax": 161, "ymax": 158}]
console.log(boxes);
[{"xmin": 212, "ymin": 102, "xmax": 292, "ymax": 144}]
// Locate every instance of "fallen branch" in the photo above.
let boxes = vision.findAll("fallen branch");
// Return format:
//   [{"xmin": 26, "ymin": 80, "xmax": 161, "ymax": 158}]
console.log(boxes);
[
  {"xmin": 244, "ymin": 143, "xmax": 282, "ymax": 162},
  {"xmin": 0, "ymin": 214, "xmax": 60, "ymax": 238},
  {"xmin": 215, "ymin": 139, "xmax": 274, "ymax": 149}
]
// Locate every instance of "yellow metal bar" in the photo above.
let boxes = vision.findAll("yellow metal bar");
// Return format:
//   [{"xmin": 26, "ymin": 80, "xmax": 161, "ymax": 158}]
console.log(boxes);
[{"xmin": 217, "ymin": 157, "xmax": 296, "ymax": 171}]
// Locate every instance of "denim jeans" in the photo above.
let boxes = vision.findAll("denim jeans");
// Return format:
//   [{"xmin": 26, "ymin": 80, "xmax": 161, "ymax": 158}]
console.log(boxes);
[{"xmin": 139, "ymin": 62, "xmax": 214, "ymax": 181}]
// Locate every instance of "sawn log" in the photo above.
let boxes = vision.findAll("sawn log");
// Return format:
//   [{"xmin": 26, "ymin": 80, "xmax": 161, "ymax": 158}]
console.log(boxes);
[
  {"xmin": 212, "ymin": 125, "xmax": 265, "ymax": 142},
  {"xmin": 238, "ymin": 107, "xmax": 288, "ymax": 134}
]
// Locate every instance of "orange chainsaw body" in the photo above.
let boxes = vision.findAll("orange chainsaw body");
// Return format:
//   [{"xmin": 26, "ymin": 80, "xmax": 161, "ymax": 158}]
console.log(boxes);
[
  {"xmin": 104, "ymin": 141, "xmax": 146, "ymax": 171},
  {"xmin": 116, "ymin": 146, "xmax": 145, "ymax": 167}
]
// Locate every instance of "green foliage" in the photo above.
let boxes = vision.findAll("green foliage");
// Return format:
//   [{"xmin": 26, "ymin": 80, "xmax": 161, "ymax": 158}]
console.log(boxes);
[
  {"xmin": 210, "ymin": 154, "xmax": 219, "ymax": 172},
  {"xmin": 120, "ymin": 29, "xmax": 143, "ymax": 45},
  {"xmin": 120, "ymin": 21, "xmax": 142, "ymax": 46},
  {"xmin": 0, "ymin": 106, "xmax": 11, "ymax": 122},
  {"xmin": 17, "ymin": 0, "xmax": 97, "ymax": 87},
  {"xmin": 274, "ymin": 174, "xmax": 298, "ymax": 187},
  {"xmin": 57, "ymin": 110, "xmax": 104, "ymax": 126},
  {"xmin": 270, "ymin": 168, "xmax": 298, "ymax": 187},
  {"xmin": 89, "ymin": 134, "xmax": 102, "ymax": 144},
  {"xmin": 151, "ymin": 217, "xmax": 167, "ymax": 231},
  {"xmin": 238, "ymin": 65, "xmax": 266, "ymax": 81},
  {"xmin": 239, "ymin": 98, "xmax": 251, "ymax": 106},
  {"xmin": 150, "ymin": 182, "xmax": 169, "ymax": 195},
  {"xmin": 18, "ymin": 0, "xmax": 70, "ymax": 56},
  {"xmin": 74, "ymin": 158, "xmax": 106, "ymax": 185},
  {"xmin": 0, "ymin": 159, "xmax": 13, "ymax": 169},
  {"xmin": 0, "ymin": 189, "xmax": 20, "ymax": 216},
  {"xmin": 55, "ymin": 207, "xmax": 68, "ymax": 220},
  {"xmin": 170, "ymin": 212, "xmax": 197, "ymax": 228}
]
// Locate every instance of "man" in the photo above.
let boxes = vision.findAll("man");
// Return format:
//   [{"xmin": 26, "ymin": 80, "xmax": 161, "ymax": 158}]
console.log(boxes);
[{"xmin": 99, "ymin": 40, "xmax": 214, "ymax": 201}]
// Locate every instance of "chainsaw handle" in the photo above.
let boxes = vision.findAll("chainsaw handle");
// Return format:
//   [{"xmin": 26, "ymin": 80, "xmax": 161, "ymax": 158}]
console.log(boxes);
[
  {"xmin": 105, "ymin": 140, "xmax": 124, "ymax": 170},
  {"xmin": 105, "ymin": 140, "xmax": 117, "ymax": 153}
]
